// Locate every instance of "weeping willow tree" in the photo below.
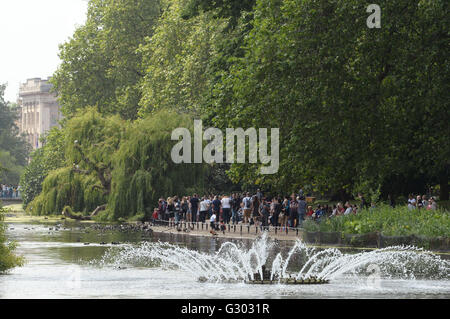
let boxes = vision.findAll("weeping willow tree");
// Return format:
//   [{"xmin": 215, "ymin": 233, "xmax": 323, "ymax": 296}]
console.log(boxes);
[
  {"xmin": 105, "ymin": 110, "xmax": 207, "ymax": 220},
  {"xmin": 26, "ymin": 167, "xmax": 106, "ymax": 216},
  {"xmin": 65, "ymin": 107, "xmax": 127, "ymax": 196},
  {"xmin": 27, "ymin": 108, "xmax": 125, "ymax": 216}
]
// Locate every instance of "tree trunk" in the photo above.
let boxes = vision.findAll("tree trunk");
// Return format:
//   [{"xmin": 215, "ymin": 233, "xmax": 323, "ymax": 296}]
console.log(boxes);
[{"xmin": 91, "ymin": 204, "xmax": 107, "ymax": 217}]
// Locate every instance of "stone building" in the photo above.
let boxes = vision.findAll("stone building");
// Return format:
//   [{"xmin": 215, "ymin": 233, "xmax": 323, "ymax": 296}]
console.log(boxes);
[{"xmin": 17, "ymin": 77, "xmax": 62, "ymax": 149}]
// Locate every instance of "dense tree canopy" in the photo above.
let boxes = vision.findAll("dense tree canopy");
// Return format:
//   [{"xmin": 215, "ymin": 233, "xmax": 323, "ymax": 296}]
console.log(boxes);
[
  {"xmin": 26, "ymin": 108, "xmax": 124, "ymax": 215},
  {"xmin": 27, "ymin": 109, "xmax": 208, "ymax": 218},
  {"xmin": 0, "ymin": 84, "xmax": 31, "ymax": 185},
  {"xmin": 51, "ymin": 0, "xmax": 162, "ymax": 120},
  {"xmin": 204, "ymin": 0, "xmax": 449, "ymax": 200},
  {"xmin": 25, "ymin": 0, "xmax": 449, "ymax": 219},
  {"xmin": 107, "ymin": 110, "xmax": 207, "ymax": 220},
  {"xmin": 20, "ymin": 128, "xmax": 66, "ymax": 207}
]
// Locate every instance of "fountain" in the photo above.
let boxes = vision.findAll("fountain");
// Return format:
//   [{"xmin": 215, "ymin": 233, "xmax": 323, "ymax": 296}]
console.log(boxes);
[{"xmin": 99, "ymin": 232, "xmax": 450, "ymax": 285}]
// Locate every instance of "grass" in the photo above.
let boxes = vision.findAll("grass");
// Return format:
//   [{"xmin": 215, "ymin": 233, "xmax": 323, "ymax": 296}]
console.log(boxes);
[
  {"xmin": 302, "ymin": 204, "xmax": 450, "ymax": 238},
  {"xmin": 3, "ymin": 211, "xmax": 96, "ymax": 224},
  {"xmin": 2, "ymin": 204, "xmax": 24, "ymax": 213}
]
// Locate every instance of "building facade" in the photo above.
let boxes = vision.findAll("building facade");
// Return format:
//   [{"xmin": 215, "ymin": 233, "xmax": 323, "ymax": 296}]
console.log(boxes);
[{"xmin": 17, "ymin": 77, "xmax": 62, "ymax": 149}]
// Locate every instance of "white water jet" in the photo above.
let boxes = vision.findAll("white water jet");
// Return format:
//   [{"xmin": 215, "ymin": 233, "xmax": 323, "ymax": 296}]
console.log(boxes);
[{"xmin": 98, "ymin": 232, "xmax": 450, "ymax": 283}]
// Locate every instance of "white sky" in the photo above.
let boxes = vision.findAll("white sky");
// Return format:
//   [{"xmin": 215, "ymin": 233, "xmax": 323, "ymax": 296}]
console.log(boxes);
[{"xmin": 0, "ymin": 0, "xmax": 88, "ymax": 103}]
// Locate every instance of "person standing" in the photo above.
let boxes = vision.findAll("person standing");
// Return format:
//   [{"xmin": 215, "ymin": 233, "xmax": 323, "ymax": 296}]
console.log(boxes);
[
  {"xmin": 181, "ymin": 197, "xmax": 189, "ymax": 221},
  {"xmin": 167, "ymin": 197, "xmax": 175, "ymax": 223},
  {"xmin": 189, "ymin": 194, "xmax": 200, "ymax": 223},
  {"xmin": 289, "ymin": 194, "xmax": 299, "ymax": 227},
  {"xmin": 242, "ymin": 192, "xmax": 252, "ymax": 224},
  {"xmin": 358, "ymin": 193, "xmax": 369, "ymax": 211},
  {"xmin": 212, "ymin": 195, "xmax": 222, "ymax": 220},
  {"xmin": 407, "ymin": 194, "xmax": 416, "ymax": 210},
  {"xmin": 429, "ymin": 197, "xmax": 437, "ymax": 210},
  {"xmin": 231, "ymin": 193, "xmax": 241, "ymax": 225},
  {"xmin": 221, "ymin": 194, "xmax": 232, "ymax": 224},
  {"xmin": 260, "ymin": 198, "xmax": 270, "ymax": 230},
  {"xmin": 416, "ymin": 195, "xmax": 423, "ymax": 209},
  {"xmin": 422, "ymin": 195, "xmax": 429, "ymax": 209},
  {"xmin": 199, "ymin": 196, "xmax": 209, "ymax": 223},
  {"xmin": 174, "ymin": 196, "xmax": 181, "ymax": 225},
  {"xmin": 343, "ymin": 202, "xmax": 352, "ymax": 215},
  {"xmin": 297, "ymin": 196, "xmax": 307, "ymax": 227},
  {"xmin": 209, "ymin": 211, "xmax": 218, "ymax": 235},
  {"xmin": 251, "ymin": 195, "xmax": 260, "ymax": 226}
]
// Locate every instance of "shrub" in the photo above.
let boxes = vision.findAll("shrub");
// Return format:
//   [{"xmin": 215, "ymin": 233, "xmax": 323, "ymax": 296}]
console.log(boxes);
[
  {"xmin": 0, "ymin": 206, "xmax": 24, "ymax": 273},
  {"xmin": 306, "ymin": 204, "xmax": 449, "ymax": 238}
]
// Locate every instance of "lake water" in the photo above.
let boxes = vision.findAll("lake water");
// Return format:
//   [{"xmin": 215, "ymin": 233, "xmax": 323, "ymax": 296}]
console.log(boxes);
[{"xmin": 1, "ymin": 222, "xmax": 449, "ymax": 299}]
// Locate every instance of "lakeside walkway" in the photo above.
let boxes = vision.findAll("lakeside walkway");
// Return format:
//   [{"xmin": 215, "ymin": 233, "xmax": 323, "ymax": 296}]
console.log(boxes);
[
  {"xmin": 149, "ymin": 220, "xmax": 450, "ymax": 254},
  {"xmin": 4, "ymin": 212, "xmax": 448, "ymax": 254},
  {"xmin": 151, "ymin": 220, "xmax": 306, "ymax": 242}
]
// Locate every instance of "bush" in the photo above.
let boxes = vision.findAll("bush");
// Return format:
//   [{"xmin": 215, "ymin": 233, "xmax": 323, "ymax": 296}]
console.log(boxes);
[
  {"xmin": 306, "ymin": 204, "xmax": 449, "ymax": 238},
  {"xmin": 0, "ymin": 206, "xmax": 24, "ymax": 273}
]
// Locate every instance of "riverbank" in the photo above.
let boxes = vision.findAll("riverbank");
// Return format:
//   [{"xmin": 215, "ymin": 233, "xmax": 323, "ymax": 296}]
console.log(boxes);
[
  {"xmin": 149, "ymin": 221, "xmax": 450, "ymax": 254},
  {"xmin": 4, "ymin": 210, "xmax": 449, "ymax": 254}
]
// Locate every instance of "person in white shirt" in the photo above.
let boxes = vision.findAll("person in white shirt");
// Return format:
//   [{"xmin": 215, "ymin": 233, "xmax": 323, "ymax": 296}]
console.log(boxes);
[
  {"xmin": 242, "ymin": 192, "xmax": 252, "ymax": 224},
  {"xmin": 209, "ymin": 212, "xmax": 217, "ymax": 234},
  {"xmin": 199, "ymin": 197, "xmax": 210, "ymax": 223},
  {"xmin": 407, "ymin": 194, "xmax": 416, "ymax": 210},
  {"xmin": 206, "ymin": 196, "xmax": 212, "ymax": 219},
  {"xmin": 221, "ymin": 195, "xmax": 232, "ymax": 224},
  {"xmin": 343, "ymin": 202, "xmax": 353, "ymax": 215}
]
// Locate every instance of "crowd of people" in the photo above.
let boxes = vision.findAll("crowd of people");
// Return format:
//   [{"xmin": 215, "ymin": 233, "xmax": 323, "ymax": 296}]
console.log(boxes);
[
  {"xmin": 152, "ymin": 189, "xmax": 441, "ymax": 232},
  {"xmin": 407, "ymin": 194, "xmax": 438, "ymax": 211},
  {"xmin": 152, "ymin": 190, "xmax": 384, "ymax": 232},
  {"xmin": 1, "ymin": 184, "xmax": 21, "ymax": 199}
]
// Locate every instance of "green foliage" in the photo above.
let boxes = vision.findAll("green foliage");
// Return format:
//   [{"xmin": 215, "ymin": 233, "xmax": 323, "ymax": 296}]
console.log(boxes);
[
  {"xmin": 64, "ymin": 107, "xmax": 126, "ymax": 196},
  {"xmin": 139, "ymin": 0, "xmax": 229, "ymax": 114},
  {"xmin": 106, "ymin": 110, "xmax": 207, "ymax": 220},
  {"xmin": 0, "ymin": 84, "xmax": 31, "ymax": 185},
  {"xmin": 34, "ymin": 0, "xmax": 448, "ymax": 219},
  {"xmin": 204, "ymin": 0, "xmax": 449, "ymax": 198},
  {"xmin": 52, "ymin": 0, "xmax": 162, "ymax": 120},
  {"xmin": 303, "ymin": 205, "xmax": 450, "ymax": 238},
  {"xmin": 0, "ymin": 206, "xmax": 24, "ymax": 273},
  {"xmin": 20, "ymin": 128, "xmax": 66, "ymax": 208},
  {"xmin": 26, "ymin": 108, "xmax": 208, "ymax": 220},
  {"xmin": 62, "ymin": 206, "xmax": 86, "ymax": 220},
  {"xmin": 27, "ymin": 167, "xmax": 105, "ymax": 216}
]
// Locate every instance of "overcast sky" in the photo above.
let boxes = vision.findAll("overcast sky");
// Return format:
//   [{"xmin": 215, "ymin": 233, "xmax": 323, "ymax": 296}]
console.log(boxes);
[{"xmin": 0, "ymin": 0, "xmax": 88, "ymax": 103}]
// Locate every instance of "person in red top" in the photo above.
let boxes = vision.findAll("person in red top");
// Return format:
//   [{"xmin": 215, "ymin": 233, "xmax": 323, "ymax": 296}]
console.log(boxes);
[
  {"xmin": 152, "ymin": 208, "xmax": 158, "ymax": 222},
  {"xmin": 337, "ymin": 202, "xmax": 345, "ymax": 215},
  {"xmin": 306, "ymin": 206, "xmax": 314, "ymax": 217}
]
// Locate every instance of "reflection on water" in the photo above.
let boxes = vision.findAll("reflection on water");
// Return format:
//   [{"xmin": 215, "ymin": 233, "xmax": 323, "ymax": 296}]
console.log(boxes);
[{"xmin": 0, "ymin": 222, "xmax": 449, "ymax": 299}]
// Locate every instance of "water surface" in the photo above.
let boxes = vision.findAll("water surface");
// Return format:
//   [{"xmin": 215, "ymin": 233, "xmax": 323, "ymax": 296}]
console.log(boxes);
[{"xmin": 1, "ymin": 222, "xmax": 449, "ymax": 299}]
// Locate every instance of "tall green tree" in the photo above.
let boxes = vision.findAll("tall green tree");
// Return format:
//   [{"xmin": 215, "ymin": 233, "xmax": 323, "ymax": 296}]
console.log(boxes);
[
  {"xmin": 205, "ymin": 0, "xmax": 449, "ymax": 199},
  {"xmin": 65, "ymin": 107, "xmax": 126, "ymax": 196},
  {"xmin": 107, "ymin": 109, "xmax": 207, "ymax": 220},
  {"xmin": 26, "ymin": 108, "xmax": 125, "ymax": 216},
  {"xmin": 52, "ymin": 0, "xmax": 162, "ymax": 120},
  {"xmin": 0, "ymin": 84, "xmax": 31, "ymax": 185},
  {"xmin": 138, "ymin": 0, "xmax": 229, "ymax": 115},
  {"xmin": 20, "ymin": 128, "xmax": 66, "ymax": 208}
]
